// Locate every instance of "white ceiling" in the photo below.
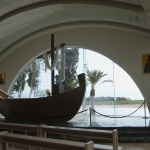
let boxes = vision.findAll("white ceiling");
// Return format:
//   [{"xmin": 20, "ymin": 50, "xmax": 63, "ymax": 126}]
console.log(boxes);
[{"xmin": 0, "ymin": 0, "xmax": 150, "ymax": 63}]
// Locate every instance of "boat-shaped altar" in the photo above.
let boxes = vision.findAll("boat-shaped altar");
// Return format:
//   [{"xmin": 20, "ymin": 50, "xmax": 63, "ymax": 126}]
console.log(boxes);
[{"xmin": 0, "ymin": 73, "xmax": 86, "ymax": 124}]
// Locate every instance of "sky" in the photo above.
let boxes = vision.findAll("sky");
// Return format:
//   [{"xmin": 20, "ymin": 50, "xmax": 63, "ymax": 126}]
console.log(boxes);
[{"xmin": 77, "ymin": 48, "xmax": 144, "ymax": 100}]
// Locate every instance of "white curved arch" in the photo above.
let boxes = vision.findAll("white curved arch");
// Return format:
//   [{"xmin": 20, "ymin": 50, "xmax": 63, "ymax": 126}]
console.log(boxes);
[{"xmin": 1, "ymin": 26, "xmax": 150, "ymax": 111}]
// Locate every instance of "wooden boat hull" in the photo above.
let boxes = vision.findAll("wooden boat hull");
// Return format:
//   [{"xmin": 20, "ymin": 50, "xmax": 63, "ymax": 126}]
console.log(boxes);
[{"xmin": 0, "ymin": 73, "xmax": 86, "ymax": 124}]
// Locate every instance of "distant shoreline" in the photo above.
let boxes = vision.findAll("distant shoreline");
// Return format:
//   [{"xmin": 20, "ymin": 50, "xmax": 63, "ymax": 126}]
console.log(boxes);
[{"xmin": 86, "ymin": 104, "xmax": 146, "ymax": 108}]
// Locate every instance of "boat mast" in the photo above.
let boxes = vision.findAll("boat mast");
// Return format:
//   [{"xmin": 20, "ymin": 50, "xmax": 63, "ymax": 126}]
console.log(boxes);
[
  {"xmin": 50, "ymin": 34, "xmax": 66, "ymax": 96},
  {"xmin": 36, "ymin": 34, "xmax": 65, "ymax": 96},
  {"xmin": 51, "ymin": 34, "xmax": 55, "ymax": 96}
]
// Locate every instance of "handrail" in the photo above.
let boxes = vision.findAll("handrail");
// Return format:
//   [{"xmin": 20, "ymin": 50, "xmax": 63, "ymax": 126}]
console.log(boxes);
[
  {"xmin": 0, "ymin": 122, "xmax": 121, "ymax": 150},
  {"xmin": 40, "ymin": 125, "xmax": 114, "ymax": 139},
  {"xmin": 40, "ymin": 125, "xmax": 119, "ymax": 150},
  {"xmin": 0, "ymin": 131, "xmax": 94, "ymax": 150},
  {"xmin": 0, "ymin": 89, "xmax": 9, "ymax": 99},
  {"xmin": 0, "ymin": 122, "xmax": 37, "ymax": 135}
]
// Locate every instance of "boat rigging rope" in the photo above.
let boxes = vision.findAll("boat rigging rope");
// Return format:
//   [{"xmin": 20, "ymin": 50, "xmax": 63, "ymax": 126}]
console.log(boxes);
[
  {"xmin": 43, "ymin": 45, "xmax": 59, "ymax": 71},
  {"xmin": 43, "ymin": 44, "xmax": 65, "ymax": 81}
]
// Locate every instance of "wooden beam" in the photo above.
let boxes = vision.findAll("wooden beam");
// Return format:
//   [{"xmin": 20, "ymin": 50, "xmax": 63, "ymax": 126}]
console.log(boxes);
[{"xmin": 37, "ymin": 43, "xmax": 65, "ymax": 59}]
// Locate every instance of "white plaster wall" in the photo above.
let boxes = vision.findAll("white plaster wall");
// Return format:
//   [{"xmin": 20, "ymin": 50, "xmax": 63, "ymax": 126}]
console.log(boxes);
[{"xmin": 0, "ymin": 27, "xmax": 150, "ymax": 110}]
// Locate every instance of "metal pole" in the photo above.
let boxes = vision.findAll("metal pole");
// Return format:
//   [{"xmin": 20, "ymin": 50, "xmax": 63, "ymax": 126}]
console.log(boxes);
[
  {"xmin": 89, "ymin": 107, "xmax": 92, "ymax": 128},
  {"xmin": 144, "ymin": 100, "xmax": 147, "ymax": 127},
  {"xmin": 51, "ymin": 34, "xmax": 54, "ymax": 96}
]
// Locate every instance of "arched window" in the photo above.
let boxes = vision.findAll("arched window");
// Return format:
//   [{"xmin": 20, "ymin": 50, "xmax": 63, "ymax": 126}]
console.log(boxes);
[{"xmin": 9, "ymin": 47, "xmax": 147, "ymax": 127}]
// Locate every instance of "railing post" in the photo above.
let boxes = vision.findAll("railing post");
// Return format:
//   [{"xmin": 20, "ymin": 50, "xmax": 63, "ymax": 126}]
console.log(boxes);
[
  {"xmin": 37, "ymin": 125, "xmax": 45, "ymax": 150},
  {"xmin": 1, "ymin": 143, "xmax": 8, "ymax": 150},
  {"xmin": 144, "ymin": 100, "xmax": 147, "ymax": 127},
  {"xmin": 37, "ymin": 125, "xmax": 40, "ymax": 137},
  {"xmin": 9, "ymin": 129, "xmax": 14, "ymax": 148},
  {"xmin": 89, "ymin": 107, "xmax": 92, "ymax": 128},
  {"xmin": 112, "ymin": 129, "xmax": 118, "ymax": 150},
  {"xmin": 85, "ymin": 141, "xmax": 94, "ymax": 150},
  {"xmin": 63, "ymin": 134, "xmax": 67, "ymax": 140},
  {"xmin": 0, "ymin": 131, "xmax": 9, "ymax": 150},
  {"xmin": 39, "ymin": 124, "xmax": 46, "ymax": 138}
]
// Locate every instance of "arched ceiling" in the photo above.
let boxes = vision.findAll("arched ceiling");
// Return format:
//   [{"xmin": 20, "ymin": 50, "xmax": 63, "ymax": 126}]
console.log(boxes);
[{"xmin": 0, "ymin": 0, "xmax": 150, "ymax": 63}]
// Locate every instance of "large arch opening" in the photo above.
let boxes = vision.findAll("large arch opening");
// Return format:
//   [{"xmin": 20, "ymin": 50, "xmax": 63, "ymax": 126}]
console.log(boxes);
[{"xmin": 8, "ymin": 46, "xmax": 148, "ymax": 127}]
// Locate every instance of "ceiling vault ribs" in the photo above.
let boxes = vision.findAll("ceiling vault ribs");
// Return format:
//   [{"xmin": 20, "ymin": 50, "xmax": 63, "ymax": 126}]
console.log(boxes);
[
  {"xmin": 1, "ymin": 20, "xmax": 150, "ymax": 60},
  {"xmin": 0, "ymin": 0, "xmax": 144, "ymax": 22}
]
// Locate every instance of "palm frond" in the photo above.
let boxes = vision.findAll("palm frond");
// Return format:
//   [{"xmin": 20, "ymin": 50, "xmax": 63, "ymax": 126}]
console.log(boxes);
[
  {"xmin": 86, "ymin": 68, "xmax": 107, "ymax": 88},
  {"xmin": 101, "ymin": 80, "xmax": 113, "ymax": 84}
]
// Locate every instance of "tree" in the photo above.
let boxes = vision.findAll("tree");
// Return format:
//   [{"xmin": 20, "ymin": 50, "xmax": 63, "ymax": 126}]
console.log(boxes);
[
  {"xmin": 11, "ymin": 57, "xmax": 44, "ymax": 98},
  {"xmin": 86, "ymin": 68, "xmax": 110, "ymax": 112},
  {"xmin": 55, "ymin": 47, "xmax": 79, "ymax": 91},
  {"xmin": 26, "ymin": 60, "xmax": 40, "ymax": 98},
  {"xmin": 11, "ymin": 72, "xmax": 26, "ymax": 98},
  {"xmin": 45, "ymin": 89, "xmax": 51, "ymax": 96}
]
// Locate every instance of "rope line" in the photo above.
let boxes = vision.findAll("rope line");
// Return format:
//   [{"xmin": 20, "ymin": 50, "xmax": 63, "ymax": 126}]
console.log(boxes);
[{"xmin": 91, "ymin": 102, "xmax": 145, "ymax": 118}]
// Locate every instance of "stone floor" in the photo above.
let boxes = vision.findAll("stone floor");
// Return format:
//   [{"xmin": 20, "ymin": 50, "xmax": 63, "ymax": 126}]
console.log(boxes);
[{"xmin": 119, "ymin": 143, "xmax": 150, "ymax": 150}]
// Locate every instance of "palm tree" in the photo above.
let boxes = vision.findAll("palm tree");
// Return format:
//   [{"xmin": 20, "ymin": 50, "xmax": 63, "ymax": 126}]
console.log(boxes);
[{"xmin": 86, "ymin": 68, "xmax": 111, "ymax": 112}]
